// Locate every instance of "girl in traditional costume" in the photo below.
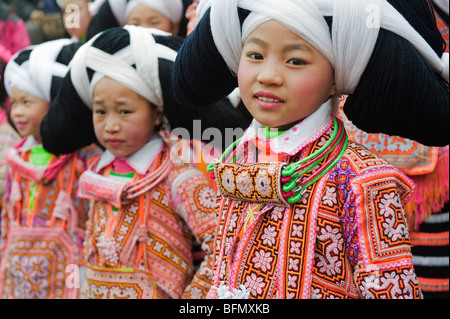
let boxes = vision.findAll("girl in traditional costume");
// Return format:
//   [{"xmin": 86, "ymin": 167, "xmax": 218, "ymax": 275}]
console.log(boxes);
[
  {"xmin": 0, "ymin": 38, "xmax": 100, "ymax": 299},
  {"xmin": 47, "ymin": 25, "xmax": 216, "ymax": 299},
  {"xmin": 172, "ymin": 0, "xmax": 448, "ymax": 299}
]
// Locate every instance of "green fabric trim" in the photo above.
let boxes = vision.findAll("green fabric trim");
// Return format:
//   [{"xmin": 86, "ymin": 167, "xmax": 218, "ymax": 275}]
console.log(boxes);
[
  {"xmin": 265, "ymin": 126, "xmax": 286, "ymax": 139},
  {"xmin": 29, "ymin": 145, "xmax": 52, "ymax": 210},
  {"xmin": 109, "ymin": 170, "xmax": 135, "ymax": 212}
]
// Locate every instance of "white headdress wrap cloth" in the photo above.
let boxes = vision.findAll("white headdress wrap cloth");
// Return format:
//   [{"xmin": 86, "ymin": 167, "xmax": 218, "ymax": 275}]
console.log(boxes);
[
  {"xmin": 109, "ymin": 0, "xmax": 184, "ymax": 25},
  {"xmin": 69, "ymin": 25, "xmax": 178, "ymax": 110},
  {"xmin": 4, "ymin": 38, "xmax": 74, "ymax": 102},
  {"xmin": 197, "ymin": 0, "xmax": 449, "ymax": 95}
]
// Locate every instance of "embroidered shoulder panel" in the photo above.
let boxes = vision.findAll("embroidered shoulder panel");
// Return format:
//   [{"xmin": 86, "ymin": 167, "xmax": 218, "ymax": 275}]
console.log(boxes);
[{"xmin": 86, "ymin": 163, "xmax": 216, "ymax": 299}]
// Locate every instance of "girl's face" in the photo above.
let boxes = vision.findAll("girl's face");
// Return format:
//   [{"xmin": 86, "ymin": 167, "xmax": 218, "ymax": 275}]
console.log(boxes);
[
  {"xmin": 238, "ymin": 20, "xmax": 336, "ymax": 131},
  {"xmin": 10, "ymin": 87, "xmax": 50, "ymax": 141},
  {"xmin": 93, "ymin": 77, "xmax": 163, "ymax": 158},
  {"xmin": 126, "ymin": 3, "xmax": 179, "ymax": 35},
  {"xmin": 62, "ymin": 0, "xmax": 93, "ymax": 39}
]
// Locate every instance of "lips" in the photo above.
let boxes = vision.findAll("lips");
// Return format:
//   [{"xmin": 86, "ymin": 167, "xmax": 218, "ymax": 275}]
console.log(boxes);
[
  {"xmin": 106, "ymin": 138, "xmax": 123, "ymax": 148},
  {"xmin": 14, "ymin": 122, "xmax": 28, "ymax": 131},
  {"xmin": 254, "ymin": 91, "xmax": 284, "ymax": 109}
]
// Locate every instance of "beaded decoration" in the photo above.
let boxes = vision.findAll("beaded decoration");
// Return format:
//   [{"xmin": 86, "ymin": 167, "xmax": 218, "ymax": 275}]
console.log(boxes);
[{"xmin": 208, "ymin": 117, "xmax": 348, "ymax": 204}]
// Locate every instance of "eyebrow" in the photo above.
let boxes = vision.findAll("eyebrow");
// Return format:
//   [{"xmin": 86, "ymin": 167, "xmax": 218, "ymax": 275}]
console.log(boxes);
[
  {"xmin": 246, "ymin": 37, "xmax": 267, "ymax": 47},
  {"xmin": 93, "ymin": 99, "xmax": 133, "ymax": 106},
  {"xmin": 246, "ymin": 36, "xmax": 313, "ymax": 54},
  {"xmin": 282, "ymin": 43, "xmax": 313, "ymax": 54}
]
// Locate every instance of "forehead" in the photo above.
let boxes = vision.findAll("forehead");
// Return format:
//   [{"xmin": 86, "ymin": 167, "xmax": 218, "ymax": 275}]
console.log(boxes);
[
  {"xmin": 245, "ymin": 20, "xmax": 307, "ymax": 44},
  {"xmin": 244, "ymin": 20, "xmax": 317, "ymax": 53},
  {"xmin": 93, "ymin": 77, "xmax": 134, "ymax": 95},
  {"xmin": 127, "ymin": 4, "xmax": 170, "ymax": 20},
  {"xmin": 11, "ymin": 86, "xmax": 36, "ymax": 99},
  {"xmin": 92, "ymin": 77, "xmax": 151, "ymax": 105}
]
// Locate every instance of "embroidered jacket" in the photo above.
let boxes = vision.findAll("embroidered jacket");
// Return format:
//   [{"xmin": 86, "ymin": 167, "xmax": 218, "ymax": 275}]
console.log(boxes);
[
  {"xmin": 0, "ymin": 137, "xmax": 101, "ymax": 299},
  {"xmin": 0, "ymin": 137, "xmax": 100, "ymax": 257},
  {"xmin": 82, "ymin": 137, "xmax": 217, "ymax": 299},
  {"xmin": 207, "ymin": 102, "xmax": 422, "ymax": 299}
]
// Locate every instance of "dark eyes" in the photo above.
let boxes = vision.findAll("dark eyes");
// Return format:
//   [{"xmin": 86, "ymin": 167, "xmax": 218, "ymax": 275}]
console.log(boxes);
[
  {"xmin": 247, "ymin": 53, "xmax": 263, "ymax": 60},
  {"xmin": 246, "ymin": 53, "xmax": 306, "ymax": 66},
  {"xmin": 119, "ymin": 110, "xmax": 133, "ymax": 115},
  {"xmin": 11, "ymin": 99, "xmax": 31, "ymax": 106},
  {"xmin": 287, "ymin": 59, "xmax": 306, "ymax": 66},
  {"xmin": 94, "ymin": 109, "xmax": 133, "ymax": 115}
]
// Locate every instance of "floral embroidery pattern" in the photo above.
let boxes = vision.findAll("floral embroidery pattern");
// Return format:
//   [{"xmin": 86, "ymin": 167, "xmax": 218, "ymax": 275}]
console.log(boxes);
[
  {"xmin": 214, "ymin": 162, "xmax": 286, "ymax": 205},
  {"xmin": 236, "ymin": 171, "xmax": 254, "ymax": 197},
  {"xmin": 252, "ymin": 249, "xmax": 273, "ymax": 272},
  {"xmin": 222, "ymin": 168, "xmax": 235, "ymax": 194}
]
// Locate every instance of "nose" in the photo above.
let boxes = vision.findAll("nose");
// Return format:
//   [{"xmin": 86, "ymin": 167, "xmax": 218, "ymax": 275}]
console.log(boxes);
[
  {"xmin": 10, "ymin": 103, "xmax": 25, "ymax": 118},
  {"xmin": 104, "ymin": 116, "xmax": 120, "ymax": 133},
  {"xmin": 256, "ymin": 60, "xmax": 283, "ymax": 86}
]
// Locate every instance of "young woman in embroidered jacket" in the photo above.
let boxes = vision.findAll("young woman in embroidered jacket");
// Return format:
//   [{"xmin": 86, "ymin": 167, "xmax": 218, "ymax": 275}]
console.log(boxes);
[
  {"xmin": 0, "ymin": 38, "xmax": 101, "ymax": 299},
  {"xmin": 172, "ymin": 0, "xmax": 449, "ymax": 299},
  {"xmin": 47, "ymin": 26, "xmax": 217, "ymax": 299}
]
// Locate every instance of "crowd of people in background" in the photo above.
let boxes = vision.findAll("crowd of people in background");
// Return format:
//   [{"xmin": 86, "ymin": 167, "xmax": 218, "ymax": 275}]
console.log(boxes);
[{"xmin": 0, "ymin": 0, "xmax": 448, "ymax": 300}]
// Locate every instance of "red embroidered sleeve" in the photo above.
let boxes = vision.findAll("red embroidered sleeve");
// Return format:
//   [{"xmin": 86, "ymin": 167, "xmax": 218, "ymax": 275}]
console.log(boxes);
[
  {"xmin": 168, "ymin": 164, "xmax": 217, "ymax": 299},
  {"xmin": 350, "ymin": 168, "xmax": 422, "ymax": 299}
]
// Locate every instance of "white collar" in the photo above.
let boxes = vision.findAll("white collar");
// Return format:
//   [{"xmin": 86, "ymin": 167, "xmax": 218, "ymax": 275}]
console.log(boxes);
[
  {"xmin": 241, "ymin": 100, "xmax": 333, "ymax": 156},
  {"xmin": 95, "ymin": 134, "xmax": 163, "ymax": 175},
  {"xmin": 17, "ymin": 135, "xmax": 40, "ymax": 152}
]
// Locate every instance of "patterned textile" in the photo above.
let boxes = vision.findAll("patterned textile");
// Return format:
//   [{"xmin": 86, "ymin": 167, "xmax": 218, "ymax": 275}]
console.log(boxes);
[
  {"xmin": 435, "ymin": 11, "xmax": 449, "ymax": 51},
  {"xmin": 207, "ymin": 119, "xmax": 422, "ymax": 299},
  {"xmin": 331, "ymin": 10, "xmax": 450, "ymax": 300},
  {"xmin": 340, "ymin": 103, "xmax": 449, "ymax": 300},
  {"xmin": 340, "ymin": 100, "xmax": 438, "ymax": 176},
  {"xmin": 213, "ymin": 161, "xmax": 287, "ymax": 206},
  {"xmin": 406, "ymin": 10, "xmax": 449, "ymax": 299},
  {"xmin": 0, "ymin": 120, "xmax": 19, "ymax": 201},
  {"xmin": 82, "ymin": 150, "xmax": 216, "ymax": 299},
  {"xmin": 410, "ymin": 203, "xmax": 449, "ymax": 299},
  {"xmin": 0, "ymin": 142, "xmax": 101, "ymax": 299}
]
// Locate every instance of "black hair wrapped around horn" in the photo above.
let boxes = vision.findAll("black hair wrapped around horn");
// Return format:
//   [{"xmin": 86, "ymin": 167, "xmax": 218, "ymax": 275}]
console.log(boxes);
[
  {"xmin": 343, "ymin": 0, "xmax": 448, "ymax": 147},
  {"xmin": 173, "ymin": 0, "xmax": 448, "ymax": 147}
]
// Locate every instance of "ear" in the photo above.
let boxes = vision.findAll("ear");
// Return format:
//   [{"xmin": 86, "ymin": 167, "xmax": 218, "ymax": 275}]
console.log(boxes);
[
  {"xmin": 330, "ymin": 81, "xmax": 337, "ymax": 96},
  {"xmin": 154, "ymin": 107, "xmax": 164, "ymax": 126}
]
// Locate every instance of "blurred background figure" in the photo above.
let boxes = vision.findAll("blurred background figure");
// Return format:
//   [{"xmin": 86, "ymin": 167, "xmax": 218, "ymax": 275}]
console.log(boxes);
[
  {"xmin": 1, "ymin": 0, "xmax": 32, "ymax": 63},
  {"xmin": 1, "ymin": 0, "xmax": 30, "ymax": 205},
  {"xmin": 184, "ymin": 0, "xmax": 198, "ymax": 36},
  {"xmin": 57, "ymin": 0, "xmax": 105, "ymax": 42},
  {"xmin": 14, "ymin": 0, "xmax": 65, "ymax": 43}
]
